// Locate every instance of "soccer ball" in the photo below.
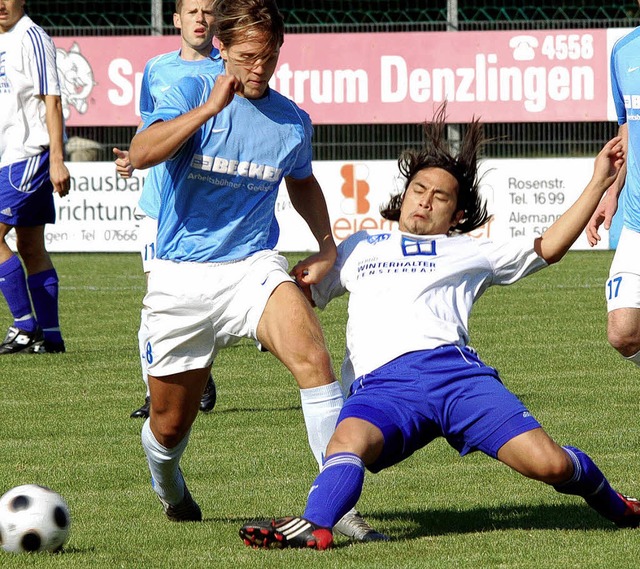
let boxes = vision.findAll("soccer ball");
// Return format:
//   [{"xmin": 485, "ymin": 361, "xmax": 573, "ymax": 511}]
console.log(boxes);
[{"xmin": 0, "ymin": 484, "xmax": 71, "ymax": 554}]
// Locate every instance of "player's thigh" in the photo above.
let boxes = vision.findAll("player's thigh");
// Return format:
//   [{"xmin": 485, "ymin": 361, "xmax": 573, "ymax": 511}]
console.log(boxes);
[
  {"xmin": 257, "ymin": 281, "xmax": 330, "ymax": 372},
  {"xmin": 497, "ymin": 428, "xmax": 572, "ymax": 483},
  {"xmin": 608, "ymin": 307, "xmax": 640, "ymax": 344}
]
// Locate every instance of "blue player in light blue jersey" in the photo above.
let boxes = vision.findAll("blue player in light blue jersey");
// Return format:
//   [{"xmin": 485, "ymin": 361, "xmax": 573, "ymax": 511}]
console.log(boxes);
[
  {"xmin": 586, "ymin": 15, "xmax": 640, "ymax": 368},
  {"xmin": 240, "ymin": 108, "xmax": 640, "ymax": 550},
  {"xmin": 114, "ymin": 0, "xmax": 222, "ymax": 419},
  {"xmin": 127, "ymin": 0, "xmax": 384, "ymax": 541}
]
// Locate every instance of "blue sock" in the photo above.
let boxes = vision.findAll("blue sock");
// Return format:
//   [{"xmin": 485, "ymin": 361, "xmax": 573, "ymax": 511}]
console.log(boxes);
[
  {"xmin": 553, "ymin": 446, "xmax": 627, "ymax": 522},
  {"xmin": 27, "ymin": 268, "xmax": 62, "ymax": 344},
  {"xmin": 0, "ymin": 255, "xmax": 38, "ymax": 332},
  {"xmin": 303, "ymin": 452, "xmax": 365, "ymax": 529}
]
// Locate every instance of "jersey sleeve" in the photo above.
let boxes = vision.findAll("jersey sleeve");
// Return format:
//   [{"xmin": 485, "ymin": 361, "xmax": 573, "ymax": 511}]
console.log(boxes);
[
  {"xmin": 311, "ymin": 231, "xmax": 366, "ymax": 308},
  {"xmin": 286, "ymin": 110, "xmax": 314, "ymax": 180},
  {"xmin": 478, "ymin": 237, "xmax": 547, "ymax": 286},
  {"xmin": 138, "ymin": 60, "xmax": 155, "ymax": 122},
  {"xmin": 24, "ymin": 28, "xmax": 60, "ymax": 97},
  {"xmin": 140, "ymin": 75, "xmax": 205, "ymax": 130},
  {"xmin": 610, "ymin": 39, "xmax": 627, "ymax": 126}
]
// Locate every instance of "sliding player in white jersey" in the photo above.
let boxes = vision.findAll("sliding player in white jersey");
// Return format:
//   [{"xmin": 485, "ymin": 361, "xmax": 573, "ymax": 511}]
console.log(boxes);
[
  {"xmin": 114, "ymin": 0, "xmax": 222, "ymax": 418},
  {"xmin": 586, "ymin": 15, "xmax": 640, "ymax": 368},
  {"xmin": 0, "ymin": 0, "xmax": 69, "ymax": 355},
  {"xmin": 240, "ymin": 107, "xmax": 640, "ymax": 550},
  {"xmin": 127, "ymin": 0, "xmax": 384, "ymax": 541}
]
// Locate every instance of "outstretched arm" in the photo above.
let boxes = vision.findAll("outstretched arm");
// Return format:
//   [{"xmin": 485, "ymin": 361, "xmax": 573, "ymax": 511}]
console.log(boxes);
[
  {"xmin": 585, "ymin": 123, "xmax": 628, "ymax": 246},
  {"xmin": 287, "ymin": 174, "xmax": 337, "ymax": 286},
  {"xmin": 534, "ymin": 136, "xmax": 624, "ymax": 264},
  {"xmin": 129, "ymin": 74, "xmax": 241, "ymax": 170}
]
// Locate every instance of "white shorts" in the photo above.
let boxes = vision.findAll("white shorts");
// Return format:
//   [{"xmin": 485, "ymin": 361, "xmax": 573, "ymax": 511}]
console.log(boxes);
[
  {"xmin": 137, "ymin": 213, "xmax": 158, "ymax": 274},
  {"xmin": 607, "ymin": 226, "xmax": 640, "ymax": 312},
  {"xmin": 141, "ymin": 250, "xmax": 292, "ymax": 376}
]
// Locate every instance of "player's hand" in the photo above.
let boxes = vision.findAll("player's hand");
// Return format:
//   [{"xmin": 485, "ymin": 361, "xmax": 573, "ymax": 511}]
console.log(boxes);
[
  {"xmin": 204, "ymin": 74, "xmax": 242, "ymax": 117},
  {"xmin": 50, "ymin": 160, "xmax": 70, "ymax": 198},
  {"xmin": 291, "ymin": 247, "xmax": 336, "ymax": 287},
  {"xmin": 585, "ymin": 136, "xmax": 624, "ymax": 246},
  {"xmin": 113, "ymin": 147, "xmax": 134, "ymax": 178},
  {"xmin": 585, "ymin": 192, "xmax": 618, "ymax": 247}
]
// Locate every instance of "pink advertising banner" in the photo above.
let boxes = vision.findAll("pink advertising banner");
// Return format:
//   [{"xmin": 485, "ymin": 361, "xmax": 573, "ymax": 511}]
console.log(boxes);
[{"xmin": 54, "ymin": 28, "xmax": 610, "ymax": 126}]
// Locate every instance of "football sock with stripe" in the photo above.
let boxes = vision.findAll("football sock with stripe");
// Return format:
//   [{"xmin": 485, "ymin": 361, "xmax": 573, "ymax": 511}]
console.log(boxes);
[
  {"xmin": 141, "ymin": 419, "xmax": 189, "ymax": 505},
  {"xmin": 300, "ymin": 382, "xmax": 344, "ymax": 469},
  {"xmin": 0, "ymin": 255, "xmax": 38, "ymax": 333},
  {"xmin": 303, "ymin": 452, "xmax": 365, "ymax": 528},
  {"xmin": 553, "ymin": 445, "xmax": 627, "ymax": 522},
  {"xmin": 27, "ymin": 268, "xmax": 63, "ymax": 343}
]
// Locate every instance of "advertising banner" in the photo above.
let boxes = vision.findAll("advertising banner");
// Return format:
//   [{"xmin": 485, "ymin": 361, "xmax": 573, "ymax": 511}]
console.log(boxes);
[{"xmin": 54, "ymin": 28, "xmax": 613, "ymax": 126}]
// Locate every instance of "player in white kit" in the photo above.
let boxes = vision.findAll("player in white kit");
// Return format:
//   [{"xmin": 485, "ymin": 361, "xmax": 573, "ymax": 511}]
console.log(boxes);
[
  {"xmin": 240, "ymin": 108, "xmax": 640, "ymax": 550},
  {"xmin": 0, "ymin": 0, "xmax": 69, "ymax": 355}
]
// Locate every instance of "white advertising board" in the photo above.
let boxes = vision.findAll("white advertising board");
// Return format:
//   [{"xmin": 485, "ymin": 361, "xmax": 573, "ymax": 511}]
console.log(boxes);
[{"xmin": 8, "ymin": 158, "xmax": 611, "ymax": 253}]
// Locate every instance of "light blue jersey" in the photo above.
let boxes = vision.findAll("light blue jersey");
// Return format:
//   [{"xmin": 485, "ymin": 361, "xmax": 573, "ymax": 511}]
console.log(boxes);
[
  {"xmin": 143, "ymin": 75, "xmax": 314, "ymax": 263},
  {"xmin": 137, "ymin": 48, "xmax": 223, "ymax": 219},
  {"xmin": 610, "ymin": 27, "xmax": 640, "ymax": 232}
]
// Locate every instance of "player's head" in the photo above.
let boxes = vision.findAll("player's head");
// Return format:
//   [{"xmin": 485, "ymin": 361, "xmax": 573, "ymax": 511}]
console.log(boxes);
[
  {"xmin": 214, "ymin": 0, "xmax": 284, "ymax": 99},
  {"xmin": 380, "ymin": 104, "xmax": 491, "ymax": 236},
  {"xmin": 0, "ymin": 0, "xmax": 25, "ymax": 33},
  {"xmin": 174, "ymin": 0, "xmax": 216, "ymax": 57}
]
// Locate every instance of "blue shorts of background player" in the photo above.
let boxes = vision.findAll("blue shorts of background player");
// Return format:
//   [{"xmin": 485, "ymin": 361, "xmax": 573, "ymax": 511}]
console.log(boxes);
[
  {"xmin": 0, "ymin": 151, "xmax": 55, "ymax": 227},
  {"xmin": 0, "ymin": 150, "xmax": 66, "ymax": 354}
]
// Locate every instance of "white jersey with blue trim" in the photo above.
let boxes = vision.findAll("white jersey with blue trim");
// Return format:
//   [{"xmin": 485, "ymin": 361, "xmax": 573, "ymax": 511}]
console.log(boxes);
[
  {"xmin": 137, "ymin": 48, "xmax": 223, "ymax": 219},
  {"xmin": 143, "ymin": 74, "xmax": 313, "ymax": 262},
  {"xmin": 610, "ymin": 26, "xmax": 640, "ymax": 232},
  {"xmin": 0, "ymin": 15, "xmax": 61, "ymax": 167},
  {"xmin": 312, "ymin": 230, "xmax": 547, "ymax": 383}
]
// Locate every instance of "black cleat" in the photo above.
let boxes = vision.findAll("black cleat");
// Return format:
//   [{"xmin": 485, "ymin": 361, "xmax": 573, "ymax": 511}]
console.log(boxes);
[
  {"xmin": 159, "ymin": 485, "xmax": 202, "ymax": 522},
  {"xmin": 30, "ymin": 339, "xmax": 66, "ymax": 354},
  {"xmin": 199, "ymin": 375, "xmax": 217, "ymax": 413},
  {"xmin": 0, "ymin": 326, "xmax": 43, "ymax": 354},
  {"xmin": 240, "ymin": 517, "xmax": 333, "ymax": 550},
  {"xmin": 130, "ymin": 396, "xmax": 150, "ymax": 419}
]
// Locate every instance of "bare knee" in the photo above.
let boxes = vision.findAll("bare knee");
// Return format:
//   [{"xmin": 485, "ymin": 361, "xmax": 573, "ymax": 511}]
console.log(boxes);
[
  {"xmin": 150, "ymin": 410, "xmax": 191, "ymax": 448},
  {"xmin": 607, "ymin": 311, "xmax": 640, "ymax": 357},
  {"xmin": 498, "ymin": 430, "xmax": 573, "ymax": 484}
]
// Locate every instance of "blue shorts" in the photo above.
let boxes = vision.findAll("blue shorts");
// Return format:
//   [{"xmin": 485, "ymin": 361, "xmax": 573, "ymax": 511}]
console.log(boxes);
[
  {"xmin": 0, "ymin": 151, "xmax": 55, "ymax": 226},
  {"xmin": 339, "ymin": 346, "xmax": 541, "ymax": 473}
]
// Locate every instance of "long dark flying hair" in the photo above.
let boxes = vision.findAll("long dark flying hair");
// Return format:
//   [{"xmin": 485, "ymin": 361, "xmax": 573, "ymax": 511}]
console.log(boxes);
[{"xmin": 380, "ymin": 103, "xmax": 492, "ymax": 234}]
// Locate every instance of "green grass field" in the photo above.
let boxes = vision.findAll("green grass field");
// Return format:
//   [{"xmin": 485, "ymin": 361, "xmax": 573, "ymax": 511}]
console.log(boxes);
[{"xmin": 1, "ymin": 251, "xmax": 640, "ymax": 568}]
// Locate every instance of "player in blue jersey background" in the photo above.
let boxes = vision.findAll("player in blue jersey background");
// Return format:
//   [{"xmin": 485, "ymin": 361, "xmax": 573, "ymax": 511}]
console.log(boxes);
[
  {"xmin": 114, "ymin": 0, "xmax": 221, "ymax": 419},
  {"xmin": 240, "ymin": 107, "xmax": 640, "ymax": 550},
  {"xmin": 586, "ymin": 16, "xmax": 640, "ymax": 369},
  {"xmin": 128, "ymin": 0, "xmax": 384, "ymax": 541}
]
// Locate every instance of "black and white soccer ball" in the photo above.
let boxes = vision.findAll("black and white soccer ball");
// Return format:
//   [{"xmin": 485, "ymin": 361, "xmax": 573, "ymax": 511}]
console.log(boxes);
[{"xmin": 0, "ymin": 484, "xmax": 71, "ymax": 554}]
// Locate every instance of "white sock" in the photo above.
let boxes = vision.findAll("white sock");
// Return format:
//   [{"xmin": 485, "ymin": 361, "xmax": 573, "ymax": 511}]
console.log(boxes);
[
  {"xmin": 141, "ymin": 419, "xmax": 190, "ymax": 505},
  {"xmin": 300, "ymin": 381, "xmax": 344, "ymax": 469},
  {"xmin": 625, "ymin": 349, "xmax": 640, "ymax": 367}
]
